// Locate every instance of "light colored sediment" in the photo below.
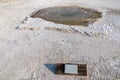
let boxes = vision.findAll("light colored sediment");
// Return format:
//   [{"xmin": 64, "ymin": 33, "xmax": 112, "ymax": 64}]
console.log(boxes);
[{"xmin": 0, "ymin": 0, "xmax": 120, "ymax": 80}]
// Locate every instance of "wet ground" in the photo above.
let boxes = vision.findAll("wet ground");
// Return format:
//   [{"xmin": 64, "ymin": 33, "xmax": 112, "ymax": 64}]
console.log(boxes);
[{"xmin": 31, "ymin": 6, "xmax": 102, "ymax": 26}]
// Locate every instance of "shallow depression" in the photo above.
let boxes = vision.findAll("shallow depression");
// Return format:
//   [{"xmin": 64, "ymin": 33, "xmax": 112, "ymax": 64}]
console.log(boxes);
[{"xmin": 31, "ymin": 6, "xmax": 102, "ymax": 26}]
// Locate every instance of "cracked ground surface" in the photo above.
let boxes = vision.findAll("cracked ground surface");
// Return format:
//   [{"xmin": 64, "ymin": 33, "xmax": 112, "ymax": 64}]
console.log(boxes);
[{"xmin": 0, "ymin": 0, "xmax": 120, "ymax": 80}]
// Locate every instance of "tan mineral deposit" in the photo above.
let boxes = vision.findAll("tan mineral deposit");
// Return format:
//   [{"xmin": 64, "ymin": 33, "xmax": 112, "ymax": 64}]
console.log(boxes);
[{"xmin": 0, "ymin": 0, "xmax": 120, "ymax": 80}]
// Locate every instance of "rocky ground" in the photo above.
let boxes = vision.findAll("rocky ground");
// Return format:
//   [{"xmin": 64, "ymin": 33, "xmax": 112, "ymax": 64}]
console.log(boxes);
[{"xmin": 0, "ymin": 0, "xmax": 120, "ymax": 80}]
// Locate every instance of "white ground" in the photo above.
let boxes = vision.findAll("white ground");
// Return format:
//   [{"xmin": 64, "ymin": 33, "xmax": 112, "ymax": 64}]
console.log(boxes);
[{"xmin": 0, "ymin": 0, "xmax": 120, "ymax": 80}]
